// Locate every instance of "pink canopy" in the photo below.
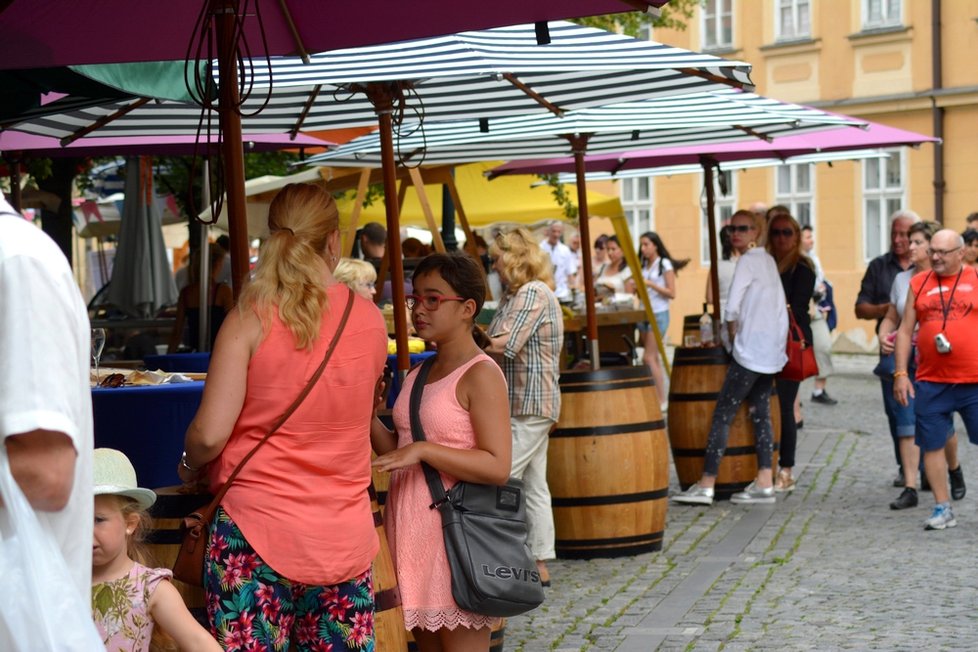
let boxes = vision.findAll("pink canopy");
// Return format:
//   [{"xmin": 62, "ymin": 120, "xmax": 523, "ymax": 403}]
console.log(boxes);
[
  {"xmin": 0, "ymin": 0, "xmax": 670, "ymax": 70},
  {"xmin": 489, "ymin": 120, "xmax": 938, "ymax": 177},
  {"xmin": 0, "ymin": 130, "xmax": 332, "ymax": 157}
]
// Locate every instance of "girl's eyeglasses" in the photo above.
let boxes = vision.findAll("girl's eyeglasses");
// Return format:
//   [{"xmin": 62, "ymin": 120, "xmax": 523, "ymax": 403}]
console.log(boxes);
[
  {"xmin": 729, "ymin": 224, "xmax": 753, "ymax": 233},
  {"xmin": 405, "ymin": 294, "xmax": 466, "ymax": 310},
  {"xmin": 769, "ymin": 228, "xmax": 795, "ymax": 238}
]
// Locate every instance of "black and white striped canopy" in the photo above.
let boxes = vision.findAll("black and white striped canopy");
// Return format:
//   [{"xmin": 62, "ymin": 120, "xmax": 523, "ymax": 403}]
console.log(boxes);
[
  {"xmin": 7, "ymin": 21, "xmax": 754, "ymax": 141},
  {"xmin": 299, "ymin": 89, "xmax": 862, "ymax": 167}
]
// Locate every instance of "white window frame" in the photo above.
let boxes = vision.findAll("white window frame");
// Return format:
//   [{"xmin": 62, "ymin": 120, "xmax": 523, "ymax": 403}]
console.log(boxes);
[
  {"xmin": 774, "ymin": 163, "xmax": 815, "ymax": 230},
  {"xmin": 862, "ymin": 0, "xmax": 901, "ymax": 30},
  {"xmin": 621, "ymin": 176, "xmax": 655, "ymax": 246},
  {"xmin": 776, "ymin": 0, "xmax": 811, "ymax": 41},
  {"xmin": 700, "ymin": 170, "xmax": 737, "ymax": 266},
  {"xmin": 702, "ymin": 0, "xmax": 733, "ymax": 50},
  {"xmin": 862, "ymin": 149, "xmax": 906, "ymax": 262}
]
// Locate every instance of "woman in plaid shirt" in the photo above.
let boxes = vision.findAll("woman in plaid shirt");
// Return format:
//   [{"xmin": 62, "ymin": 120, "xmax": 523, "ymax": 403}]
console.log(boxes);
[{"xmin": 485, "ymin": 228, "xmax": 564, "ymax": 587}]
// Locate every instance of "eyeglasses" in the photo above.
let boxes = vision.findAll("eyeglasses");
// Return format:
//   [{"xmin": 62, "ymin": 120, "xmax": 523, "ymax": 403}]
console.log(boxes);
[
  {"xmin": 769, "ymin": 228, "xmax": 795, "ymax": 238},
  {"xmin": 729, "ymin": 224, "xmax": 753, "ymax": 233},
  {"xmin": 929, "ymin": 246, "xmax": 962, "ymax": 258},
  {"xmin": 405, "ymin": 294, "xmax": 467, "ymax": 310}
]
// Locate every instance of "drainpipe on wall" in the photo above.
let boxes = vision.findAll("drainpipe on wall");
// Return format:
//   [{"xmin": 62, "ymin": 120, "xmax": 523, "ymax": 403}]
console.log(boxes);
[{"xmin": 931, "ymin": 0, "xmax": 945, "ymax": 224}]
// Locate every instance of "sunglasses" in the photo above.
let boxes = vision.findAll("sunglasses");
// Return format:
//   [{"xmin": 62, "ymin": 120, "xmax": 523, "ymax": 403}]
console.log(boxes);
[
  {"xmin": 729, "ymin": 224, "xmax": 753, "ymax": 233},
  {"xmin": 769, "ymin": 228, "xmax": 795, "ymax": 238},
  {"xmin": 405, "ymin": 294, "xmax": 467, "ymax": 310}
]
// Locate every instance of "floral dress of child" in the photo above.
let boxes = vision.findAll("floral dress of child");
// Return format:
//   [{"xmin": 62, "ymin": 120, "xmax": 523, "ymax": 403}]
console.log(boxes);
[{"xmin": 92, "ymin": 562, "xmax": 172, "ymax": 652}]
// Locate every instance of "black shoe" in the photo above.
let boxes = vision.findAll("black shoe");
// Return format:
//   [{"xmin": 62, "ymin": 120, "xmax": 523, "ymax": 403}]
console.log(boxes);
[
  {"xmin": 950, "ymin": 466, "xmax": 966, "ymax": 501},
  {"xmin": 811, "ymin": 391, "xmax": 838, "ymax": 406},
  {"xmin": 890, "ymin": 487, "xmax": 918, "ymax": 510},
  {"xmin": 893, "ymin": 470, "xmax": 905, "ymax": 488}
]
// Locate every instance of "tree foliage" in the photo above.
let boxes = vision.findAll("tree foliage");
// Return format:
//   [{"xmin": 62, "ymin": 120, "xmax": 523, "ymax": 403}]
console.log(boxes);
[{"xmin": 575, "ymin": 0, "xmax": 700, "ymax": 37}]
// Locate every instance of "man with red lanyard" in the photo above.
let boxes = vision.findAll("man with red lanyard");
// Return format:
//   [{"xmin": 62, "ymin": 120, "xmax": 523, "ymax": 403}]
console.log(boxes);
[{"xmin": 894, "ymin": 229, "xmax": 978, "ymax": 530}]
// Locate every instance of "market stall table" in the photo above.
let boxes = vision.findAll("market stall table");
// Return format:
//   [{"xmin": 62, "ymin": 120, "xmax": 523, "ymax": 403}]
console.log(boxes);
[
  {"xmin": 92, "ymin": 382, "xmax": 204, "ymax": 488},
  {"xmin": 144, "ymin": 352, "xmax": 211, "ymax": 373},
  {"xmin": 563, "ymin": 308, "xmax": 645, "ymax": 365}
]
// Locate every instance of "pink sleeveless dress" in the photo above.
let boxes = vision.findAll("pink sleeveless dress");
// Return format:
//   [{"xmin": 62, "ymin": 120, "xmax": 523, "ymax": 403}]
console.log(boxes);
[{"xmin": 386, "ymin": 353, "xmax": 503, "ymax": 631}]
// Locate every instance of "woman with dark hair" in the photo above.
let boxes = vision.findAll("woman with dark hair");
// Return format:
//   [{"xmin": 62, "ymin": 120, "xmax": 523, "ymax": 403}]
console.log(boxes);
[
  {"xmin": 178, "ymin": 183, "xmax": 389, "ymax": 650},
  {"xmin": 765, "ymin": 206, "xmax": 816, "ymax": 493},
  {"xmin": 486, "ymin": 228, "xmax": 562, "ymax": 586},
  {"xmin": 595, "ymin": 235, "xmax": 634, "ymax": 295},
  {"xmin": 706, "ymin": 224, "xmax": 740, "ymax": 315},
  {"xmin": 371, "ymin": 252, "xmax": 513, "ymax": 652},
  {"xmin": 167, "ymin": 246, "xmax": 234, "ymax": 353},
  {"xmin": 637, "ymin": 231, "xmax": 689, "ymax": 405}
]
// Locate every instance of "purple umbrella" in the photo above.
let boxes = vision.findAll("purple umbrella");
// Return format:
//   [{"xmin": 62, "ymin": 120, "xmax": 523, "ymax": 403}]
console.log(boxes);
[
  {"xmin": 489, "ymin": 120, "xmax": 938, "ymax": 177},
  {"xmin": 490, "ymin": 118, "xmax": 938, "ymax": 323}
]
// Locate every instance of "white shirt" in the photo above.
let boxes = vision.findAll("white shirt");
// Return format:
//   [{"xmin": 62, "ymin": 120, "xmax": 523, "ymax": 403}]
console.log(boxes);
[
  {"xmin": 0, "ymin": 201, "xmax": 93, "ymax": 600},
  {"xmin": 540, "ymin": 239, "xmax": 577, "ymax": 301},
  {"xmin": 642, "ymin": 257, "xmax": 674, "ymax": 314},
  {"xmin": 723, "ymin": 247, "xmax": 788, "ymax": 374}
]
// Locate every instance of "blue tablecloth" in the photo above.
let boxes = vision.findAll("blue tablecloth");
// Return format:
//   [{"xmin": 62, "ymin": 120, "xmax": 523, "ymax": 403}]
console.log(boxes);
[
  {"xmin": 144, "ymin": 353, "xmax": 211, "ymax": 373},
  {"xmin": 92, "ymin": 382, "xmax": 204, "ymax": 488},
  {"xmin": 386, "ymin": 352, "xmax": 436, "ymax": 408}
]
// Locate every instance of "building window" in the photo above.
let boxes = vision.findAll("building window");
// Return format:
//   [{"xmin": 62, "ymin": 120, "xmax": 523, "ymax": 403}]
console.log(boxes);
[
  {"xmin": 774, "ymin": 163, "xmax": 814, "ymax": 228},
  {"xmin": 863, "ymin": 0, "xmax": 901, "ymax": 29},
  {"xmin": 862, "ymin": 150, "xmax": 905, "ymax": 262},
  {"xmin": 702, "ymin": 0, "xmax": 733, "ymax": 50},
  {"xmin": 701, "ymin": 170, "xmax": 736, "ymax": 265},
  {"xmin": 621, "ymin": 176, "xmax": 654, "ymax": 246},
  {"xmin": 776, "ymin": 0, "xmax": 811, "ymax": 40}
]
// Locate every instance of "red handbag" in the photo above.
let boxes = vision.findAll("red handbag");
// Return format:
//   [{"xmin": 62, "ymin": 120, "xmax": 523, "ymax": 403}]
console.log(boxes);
[{"xmin": 778, "ymin": 307, "xmax": 818, "ymax": 382}]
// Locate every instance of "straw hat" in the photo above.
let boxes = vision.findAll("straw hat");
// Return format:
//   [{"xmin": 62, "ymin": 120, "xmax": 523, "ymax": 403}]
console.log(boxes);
[{"xmin": 93, "ymin": 448, "xmax": 157, "ymax": 511}]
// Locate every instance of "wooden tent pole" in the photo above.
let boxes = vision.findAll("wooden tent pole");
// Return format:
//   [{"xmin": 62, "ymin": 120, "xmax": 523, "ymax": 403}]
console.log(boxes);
[
  {"xmin": 701, "ymin": 157, "xmax": 722, "ymax": 342},
  {"xmin": 345, "ymin": 168, "xmax": 371, "ymax": 256},
  {"xmin": 407, "ymin": 167, "xmax": 446, "ymax": 252}
]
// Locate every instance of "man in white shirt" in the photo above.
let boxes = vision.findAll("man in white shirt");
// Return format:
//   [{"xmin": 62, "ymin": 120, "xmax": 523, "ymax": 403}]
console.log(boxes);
[
  {"xmin": 0, "ymin": 193, "xmax": 94, "ymax": 642},
  {"xmin": 539, "ymin": 222, "xmax": 577, "ymax": 302}
]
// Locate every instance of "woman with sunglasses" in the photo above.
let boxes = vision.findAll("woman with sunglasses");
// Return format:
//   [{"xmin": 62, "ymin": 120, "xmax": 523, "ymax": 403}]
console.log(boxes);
[
  {"xmin": 485, "ymin": 228, "xmax": 563, "ymax": 587},
  {"xmin": 764, "ymin": 206, "xmax": 817, "ymax": 493},
  {"xmin": 672, "ymin": 209, "xmax": 788, "ymax": 506},
  {"xmin": 371, "ymin": 252, "xmax": 512, "ymax": 652}
]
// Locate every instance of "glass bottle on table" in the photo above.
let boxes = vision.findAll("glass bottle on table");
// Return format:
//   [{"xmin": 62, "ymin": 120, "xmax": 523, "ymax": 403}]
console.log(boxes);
[{"xmin": 698, "ymin": 303, "xmax": 714, "ymax": 347}]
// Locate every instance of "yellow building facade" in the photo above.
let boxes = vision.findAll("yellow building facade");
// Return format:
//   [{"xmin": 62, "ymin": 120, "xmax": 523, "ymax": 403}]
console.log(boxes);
[{"xmin": 625, "ymin": 0, "xmax": 978, "ymax": 346}]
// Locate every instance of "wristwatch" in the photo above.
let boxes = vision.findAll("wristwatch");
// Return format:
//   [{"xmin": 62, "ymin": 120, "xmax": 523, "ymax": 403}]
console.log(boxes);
[{"xmin": 180, "ymin": 451, "xmax": 202, "ymax": 473}]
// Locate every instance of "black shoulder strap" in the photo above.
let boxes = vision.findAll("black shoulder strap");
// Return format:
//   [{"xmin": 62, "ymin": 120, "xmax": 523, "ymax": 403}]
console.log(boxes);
[{"xmin": 409, "ymin": 356, "xmax": 450, "ymax": 509}]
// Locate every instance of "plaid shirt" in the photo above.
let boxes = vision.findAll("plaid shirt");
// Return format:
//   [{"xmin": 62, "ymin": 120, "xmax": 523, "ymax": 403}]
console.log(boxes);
[{"xmin": 488, "ymin": 280, "xmax": 564, "ymax": 419}]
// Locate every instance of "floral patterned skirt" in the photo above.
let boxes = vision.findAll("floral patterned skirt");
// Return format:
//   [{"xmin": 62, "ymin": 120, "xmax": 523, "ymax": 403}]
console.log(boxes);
[{"xmin": 206, "ymin": 506, "xmax": 375, "ymax": 652}]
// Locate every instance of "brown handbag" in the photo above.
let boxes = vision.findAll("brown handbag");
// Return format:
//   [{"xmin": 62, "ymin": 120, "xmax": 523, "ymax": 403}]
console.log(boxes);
[{"xmin": 172, "ymin": 289, "xmax": 355, "ymax": 586}]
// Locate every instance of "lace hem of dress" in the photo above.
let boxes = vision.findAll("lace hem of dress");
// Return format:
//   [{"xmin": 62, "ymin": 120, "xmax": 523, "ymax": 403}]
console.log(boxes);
[{"xmin": 403, "ymin": 607, "xmax": 500, "ymax": 632}]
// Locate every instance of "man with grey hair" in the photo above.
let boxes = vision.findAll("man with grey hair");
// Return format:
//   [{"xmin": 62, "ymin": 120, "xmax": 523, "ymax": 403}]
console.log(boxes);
[
  {"xmin": 894, "ymin": 229, "xmax": 978, "ymax": 529},
  {"xmin": 856, "ymin": 209, "xmax": 918, "ymax": 486},
  {"xmin": 539, "ymin": 221, "xmax": 577, "ymax": 302}
]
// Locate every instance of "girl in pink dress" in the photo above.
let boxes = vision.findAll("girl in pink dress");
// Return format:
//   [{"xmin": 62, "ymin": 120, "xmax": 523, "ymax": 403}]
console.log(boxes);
[{"xmin": 371, "ymin": 252, "xmax": 513, "ymax": 652}]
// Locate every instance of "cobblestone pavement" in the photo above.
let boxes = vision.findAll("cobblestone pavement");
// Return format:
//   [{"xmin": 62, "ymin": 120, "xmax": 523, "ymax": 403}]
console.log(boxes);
[{"xmin": 506, "ymin": 354, "xmax": 978, "ymax": 651}]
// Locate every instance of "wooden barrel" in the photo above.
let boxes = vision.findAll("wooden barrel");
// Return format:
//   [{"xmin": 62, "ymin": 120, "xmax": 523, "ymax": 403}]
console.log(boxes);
[
  {"xmin": 667, "ymin": 347, "xmax": 782, "ymax": 499},
  {"xmin": 370, "ymin": 483, "xmax": 409, "ymax": 652},
  {"xmin": 147, "ymin": 487, "xmax": 210, "ymax": 625},
  {"xmin": 682, "ymin": 313, "xmax": 701, "ymax": 346},
  {"xmin": 550, "ymin": 366, "xmax": 669, "ymax": 558},
  {"xmin": 407, "ymin": 620, "xmax": 505, "ymax": 652}
]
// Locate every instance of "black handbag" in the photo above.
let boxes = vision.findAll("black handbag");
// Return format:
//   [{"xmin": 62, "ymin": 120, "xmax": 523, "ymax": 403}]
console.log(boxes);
[{"xmin": 409, "ymin": 356, "xmax": 545, "ymax": 618}]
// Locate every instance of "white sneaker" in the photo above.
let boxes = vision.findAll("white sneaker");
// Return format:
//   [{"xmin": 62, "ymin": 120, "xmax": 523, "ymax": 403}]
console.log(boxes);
[
  {"xmin": 671, "ymin": 483, "xmax": 714, "ymax": 505},
  {"xmin": 730, "ymin": 481, "xmax": 776, "ymax": 505}
]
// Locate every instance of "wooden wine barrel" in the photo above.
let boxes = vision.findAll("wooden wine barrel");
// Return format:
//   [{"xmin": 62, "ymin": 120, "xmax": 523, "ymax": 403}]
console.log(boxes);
[
  {"xmin": 407, "ymin": 620, "xmax": 505, "ymax": 652},
  {"xmin": 550, "ymin": 366, "xmax": 669, "ymax": 558},
  {"xmin": 667, "ymin": 347, "xmax": 781, "ymax": 499},
  {"xmin": 147, "ymin": 487, "xmax": 210, "ymax": 625},
  {"xmin": 369, "ymin": 483, "xmax": 409, "ymax": 652}
]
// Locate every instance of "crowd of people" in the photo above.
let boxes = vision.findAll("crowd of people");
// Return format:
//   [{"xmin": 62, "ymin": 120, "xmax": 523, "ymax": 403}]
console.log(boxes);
[{"xmin": 5, "ymin": 179, "xmax": 978, "ymax": 651}]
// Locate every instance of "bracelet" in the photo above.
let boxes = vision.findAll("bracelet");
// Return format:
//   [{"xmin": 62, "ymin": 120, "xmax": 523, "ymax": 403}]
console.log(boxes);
[
  {"xmin": 892, "ymin": 371, "xmax": 909, "ymax": 379},
  {"xmin": 180, "ymin": 451, "xmax": 202, "ymax": 473}
]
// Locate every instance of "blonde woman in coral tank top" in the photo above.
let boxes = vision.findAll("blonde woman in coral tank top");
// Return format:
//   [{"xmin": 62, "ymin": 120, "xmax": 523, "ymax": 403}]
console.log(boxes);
[
  {"xmin": 371, "ymin": 252, "xmax": 513, "ymax": 652},
  {"xmin": 178, "ymin": 184, "xmax": 388, "ymax": 651}
]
